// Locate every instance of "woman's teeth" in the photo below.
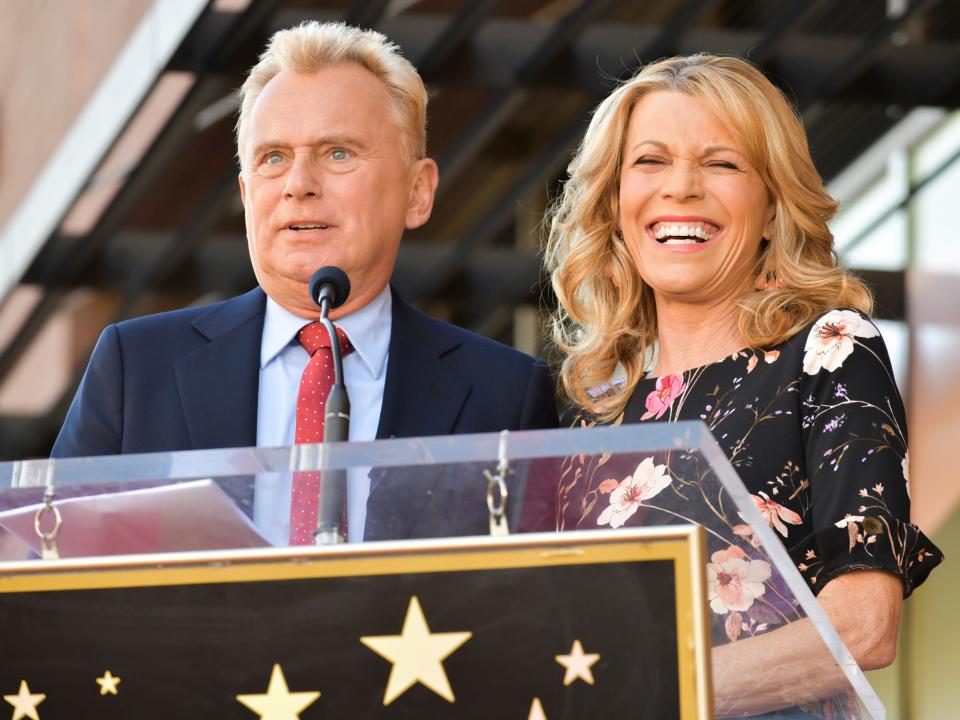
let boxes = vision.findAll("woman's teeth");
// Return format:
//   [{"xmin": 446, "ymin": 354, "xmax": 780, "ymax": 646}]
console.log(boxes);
[{"xmin": 652, "ymin": 222, "xmax": 718, "ymax": 244}]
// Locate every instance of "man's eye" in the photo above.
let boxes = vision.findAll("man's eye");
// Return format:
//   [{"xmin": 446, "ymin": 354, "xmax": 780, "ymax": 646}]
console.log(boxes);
[
  {"xmin": 265, "ymin": 152, "xmax": 285, "ymax": 165},
  {"xmin": 330, "ymin": 148, "xmax": 350, "ymax": 161}
]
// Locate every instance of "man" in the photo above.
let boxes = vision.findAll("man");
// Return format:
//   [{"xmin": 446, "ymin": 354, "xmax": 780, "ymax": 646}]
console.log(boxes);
[{"xmin": 52, "ymin": 22, "xmax": 558, "ymax": 542}]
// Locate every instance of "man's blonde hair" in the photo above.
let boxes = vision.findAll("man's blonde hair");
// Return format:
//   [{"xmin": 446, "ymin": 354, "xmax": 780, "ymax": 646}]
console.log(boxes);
[
  {"xmin": 236, "ymin": 21, "xmax": 428, "ymax": 166},
  {"xmin": 544, "ymin": 54, "xmax": 872, "ymax": 422}
]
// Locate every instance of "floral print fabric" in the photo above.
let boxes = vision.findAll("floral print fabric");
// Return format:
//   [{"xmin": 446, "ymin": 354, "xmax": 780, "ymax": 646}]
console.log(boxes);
[
  {"xmin": 577, "ymin": 310, "xmax": 941, "ymax": 597},
  {"xmin": 541, "ymin": 310, "xmax": 943, "ymax": 683},
  {"xmin": 542, "ymin": 310, "xmax": 943, "ymax": 716}
]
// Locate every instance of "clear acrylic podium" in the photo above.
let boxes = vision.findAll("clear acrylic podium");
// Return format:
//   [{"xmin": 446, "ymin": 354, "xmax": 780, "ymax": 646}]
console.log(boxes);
[{"xmin": 0, "ymin": 422, "xmax": 884, "ymax": 719}]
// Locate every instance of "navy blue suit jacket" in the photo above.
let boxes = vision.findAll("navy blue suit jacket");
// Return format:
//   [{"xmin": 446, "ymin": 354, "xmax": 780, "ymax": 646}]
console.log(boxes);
[{"xmin": 51, "ymin": 287, "xmax": 559, "ymax": 538}]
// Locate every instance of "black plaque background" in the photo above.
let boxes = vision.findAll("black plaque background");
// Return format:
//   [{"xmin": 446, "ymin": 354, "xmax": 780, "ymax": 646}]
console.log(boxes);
[{"xmin": 1, "ymin": 559, "xmax": 679, "ymax": 718}]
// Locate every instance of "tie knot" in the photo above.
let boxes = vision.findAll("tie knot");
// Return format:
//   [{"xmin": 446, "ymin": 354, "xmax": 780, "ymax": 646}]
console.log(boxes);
[{"xmin": 297, "ymin": 322, "xmax": 353, "ymax": 357}]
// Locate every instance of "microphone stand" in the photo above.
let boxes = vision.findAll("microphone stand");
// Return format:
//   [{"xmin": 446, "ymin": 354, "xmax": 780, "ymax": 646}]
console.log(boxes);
[{"xmin": 314, "ymin": 288, "xmax": 350, "ymax": 545}]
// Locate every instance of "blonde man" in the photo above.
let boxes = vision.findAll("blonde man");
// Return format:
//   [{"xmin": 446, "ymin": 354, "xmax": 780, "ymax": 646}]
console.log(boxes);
[{"xmin": 54, "ymin": 22, "xmax": 558, "ymax": 543}]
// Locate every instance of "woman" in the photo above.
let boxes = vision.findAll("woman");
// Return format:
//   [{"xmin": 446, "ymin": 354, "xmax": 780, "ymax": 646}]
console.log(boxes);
[{"xmin": 543, "ymin": 54, "xmax": 942, "ymax": 716}]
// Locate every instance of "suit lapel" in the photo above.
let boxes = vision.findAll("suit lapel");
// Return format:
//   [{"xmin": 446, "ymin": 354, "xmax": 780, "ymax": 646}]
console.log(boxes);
[
  {"xmin": 174, "ymin": 288, "xmax": 266, "ymax": 449},
  {"xmin": 375, "ymin": 289, "xmax": 471, "ymax": 441},
  {"xmin": 367, "ymin": 289, "xmax": 472, "ymax": 539}
]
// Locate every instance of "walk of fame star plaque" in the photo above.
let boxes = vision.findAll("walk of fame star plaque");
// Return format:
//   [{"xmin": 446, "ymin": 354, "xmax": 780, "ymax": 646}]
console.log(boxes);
[{"xmin": 0, "ymin": 527, "xmax": 712, "ymax": 718}]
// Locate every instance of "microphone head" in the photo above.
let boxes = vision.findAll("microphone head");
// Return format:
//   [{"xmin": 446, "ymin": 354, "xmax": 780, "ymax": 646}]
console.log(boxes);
[{"xmin": 308, "ymin": 266, "xmax": 351, "ymax": 309}]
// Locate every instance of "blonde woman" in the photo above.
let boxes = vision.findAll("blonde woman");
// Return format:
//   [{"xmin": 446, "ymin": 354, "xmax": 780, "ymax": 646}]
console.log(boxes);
[{"xmin": 544, "ymin": 54, "xmax": 941, "ymax": 716}]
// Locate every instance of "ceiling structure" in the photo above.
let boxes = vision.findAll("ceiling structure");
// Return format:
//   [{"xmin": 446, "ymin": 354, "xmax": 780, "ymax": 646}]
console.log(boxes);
[{"xmin": 2, "ymin": 0, "xmax": 960, "ymax": 459}]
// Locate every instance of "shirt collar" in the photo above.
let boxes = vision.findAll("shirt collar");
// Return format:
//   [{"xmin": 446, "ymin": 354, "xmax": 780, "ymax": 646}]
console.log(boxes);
[
  {"xmin": 260, "ymin": 285, "xmax": 392, "ymax": 379},
  {"xmin": 333, "ymin": 285, "xmax": 391, "ymax": 378}
]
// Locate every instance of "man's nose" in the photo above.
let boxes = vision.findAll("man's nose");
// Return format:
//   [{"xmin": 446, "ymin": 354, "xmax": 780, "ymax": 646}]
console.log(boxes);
[
  {"xmin": 283, "ymin": 154, "xmax": 321, "ymax": 199},
  {"xmin": 660, "ymin": 162, "xmax": 704, "ymax": 201}
]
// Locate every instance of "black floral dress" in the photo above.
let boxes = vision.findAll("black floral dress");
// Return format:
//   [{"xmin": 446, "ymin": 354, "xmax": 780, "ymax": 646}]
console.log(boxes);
[{"xmin": 547, "ymin": 309, "xmax": 943, "ymax": 717}]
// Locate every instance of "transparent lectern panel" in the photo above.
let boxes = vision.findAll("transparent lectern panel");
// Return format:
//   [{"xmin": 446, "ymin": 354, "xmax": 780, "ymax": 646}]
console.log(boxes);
[
  {"xmin": 0, "ymin": 423, "xmax": 883, "ymax": 718},
  {"xmin": 515, "ymin": 447, "xmax": 882, "ymax": 719}
]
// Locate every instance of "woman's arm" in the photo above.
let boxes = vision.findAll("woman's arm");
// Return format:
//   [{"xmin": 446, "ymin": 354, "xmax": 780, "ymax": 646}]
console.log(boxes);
[
  {"xmin": 816, "ymin": 569, "xmax": 902, "ymax": 668},
  {"xmin": 712, "ymin": 570, "xmax": 902, "ymax": 716}
]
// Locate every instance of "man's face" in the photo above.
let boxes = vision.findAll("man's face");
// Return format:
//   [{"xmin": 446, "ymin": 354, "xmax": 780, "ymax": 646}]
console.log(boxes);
[{"xmin": 239, "ymin": 64, "xmax": 437, "ymax": 318}]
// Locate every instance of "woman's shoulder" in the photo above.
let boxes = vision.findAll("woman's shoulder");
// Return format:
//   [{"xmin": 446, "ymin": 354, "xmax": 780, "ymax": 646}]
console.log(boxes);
[
  {"xmin": 776, "ymin": 307, "xmax": 877, "ymax": 345},
  {"xmin": 767, "ymin": 307, "xmax": 881, "ymax": 364},
  {"xmin": 776, "ymin": 307, "xmax": 887, "ymax": 378},
  {"xmin": 797, "ymin": 307, "xmax": 879, "ymax": 339}
]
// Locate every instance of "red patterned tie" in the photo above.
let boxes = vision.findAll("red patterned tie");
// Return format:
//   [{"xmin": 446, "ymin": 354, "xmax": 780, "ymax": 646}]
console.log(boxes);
[{"xmin": 289, "ymin": 322, "xmax": 353, "ymax": 545}]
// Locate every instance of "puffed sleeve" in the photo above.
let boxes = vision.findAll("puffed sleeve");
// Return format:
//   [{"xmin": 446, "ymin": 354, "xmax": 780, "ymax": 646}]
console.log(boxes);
[{"xmin": 794, "ymin": 310, "xmax": 942, "ymax": 597}]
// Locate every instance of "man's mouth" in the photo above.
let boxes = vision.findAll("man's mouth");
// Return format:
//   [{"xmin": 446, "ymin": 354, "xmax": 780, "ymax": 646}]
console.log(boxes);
[
  {"xmin": 649, "ymin": 220, "xmax": 721, "ymax": 245},
  {"xmin": 289, "ymin": 224, "xmax": 330, "ymax": 231}
]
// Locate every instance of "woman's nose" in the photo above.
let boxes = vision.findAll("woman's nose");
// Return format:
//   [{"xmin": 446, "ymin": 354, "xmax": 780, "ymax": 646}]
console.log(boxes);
[{"xmin": 660, "ymin": 162, "xmax": 704, "ymax": 201}]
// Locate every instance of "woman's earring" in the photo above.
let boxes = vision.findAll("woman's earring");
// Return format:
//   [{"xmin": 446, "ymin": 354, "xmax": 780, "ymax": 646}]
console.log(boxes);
[
  {"xmin": 755, "ymin": 270, "xmax": 785, "ymax": 291},
  {"xmin": 755, "ymin": 238, "xmax": 783, "ymax": 291}
]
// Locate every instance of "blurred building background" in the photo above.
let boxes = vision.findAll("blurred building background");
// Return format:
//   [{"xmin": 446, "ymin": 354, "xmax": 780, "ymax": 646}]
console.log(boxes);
[{"xmin": 0, "ymin": 0, "xmax": 957, "ymax": 715}]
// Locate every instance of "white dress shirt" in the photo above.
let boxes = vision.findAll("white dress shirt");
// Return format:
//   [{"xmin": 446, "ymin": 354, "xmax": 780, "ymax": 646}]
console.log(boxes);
[{"xmin": 254, "ymin": 286, "xmax": 391, "ymax": 544}]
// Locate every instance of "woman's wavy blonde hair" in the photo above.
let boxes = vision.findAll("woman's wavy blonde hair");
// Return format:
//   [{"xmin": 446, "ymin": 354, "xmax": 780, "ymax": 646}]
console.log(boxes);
[{"xmin": 544, "ymin": 53, "xmax": 872, "ymax": 422}]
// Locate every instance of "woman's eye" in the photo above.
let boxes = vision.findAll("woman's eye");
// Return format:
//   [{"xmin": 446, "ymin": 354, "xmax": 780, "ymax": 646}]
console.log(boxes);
[
  {"xmin": 636, "ymin": 157, "xmax": 664, "ymax": 165},
  {"xmin": 708, "ymin": 161, "xmax": 739, "ymax": 170},
  {"xmin": 330, "ymin": 148, "xmax": 350, "ymax": 161}
]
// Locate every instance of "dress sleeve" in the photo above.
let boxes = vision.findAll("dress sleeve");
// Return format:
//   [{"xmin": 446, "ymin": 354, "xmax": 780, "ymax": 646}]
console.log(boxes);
[{"xmin": 794, "ymin": 310, "xmax": 942, "ymax": 597}]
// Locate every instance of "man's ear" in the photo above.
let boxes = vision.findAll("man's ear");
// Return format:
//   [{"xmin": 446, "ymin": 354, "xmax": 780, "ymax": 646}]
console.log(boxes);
[
  {"xmin": 238, "ymin": 172, "xmax": 247, "ymax": 207},
  {"xmin": 405, "ymin": 158, "xmax": 439, "ymax": 230}
]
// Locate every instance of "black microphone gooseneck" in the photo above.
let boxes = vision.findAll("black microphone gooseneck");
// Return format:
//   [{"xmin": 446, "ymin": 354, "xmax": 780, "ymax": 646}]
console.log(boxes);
[{"xmin": 308, "ymin": 267, "xmax": 351, "ymax": 545}]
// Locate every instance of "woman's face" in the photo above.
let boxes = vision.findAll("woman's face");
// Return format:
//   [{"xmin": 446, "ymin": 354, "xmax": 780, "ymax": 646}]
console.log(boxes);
[{"xmin": 618, "ymin": 91, "xmax": 775, "ymax": 310}]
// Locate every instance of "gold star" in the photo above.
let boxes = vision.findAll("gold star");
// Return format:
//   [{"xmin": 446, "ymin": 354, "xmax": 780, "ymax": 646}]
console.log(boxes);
[
  {"xmin": 3, "ymin": 680, "xmax": 46, "ymax": 720},
  {"xmin": 528, "ymin": 697, "xmax": 548, "ymax": 720},
  {"xmin": 236, "ymin": 664, "xmax": 320, "ymax": 720},
  {"xmin": 360, "ymin": 595, "xmax": 472, "ymax": 705},
  {"xmin": 96, "ymin": 670, "xmax": 121, "ymax": 696},
  {"xmin": 555, "ymin": 639, "xmax": 600, "ymax": 686}
]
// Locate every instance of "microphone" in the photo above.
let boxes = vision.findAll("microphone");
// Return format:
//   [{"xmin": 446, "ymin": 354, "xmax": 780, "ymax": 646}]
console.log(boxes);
[
  {"xmin": 307, "ymin": 266, "xmax": 351, "ymax": 545},
  {"xmin": 308, "ymin": 266, "xmax": 350, "ymax": 311}
]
